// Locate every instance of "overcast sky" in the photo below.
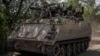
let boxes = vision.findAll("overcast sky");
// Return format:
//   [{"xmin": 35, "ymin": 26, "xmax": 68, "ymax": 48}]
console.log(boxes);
[
  {"xmin": 61, "ymin": 0, "xmax": 100, "ymax": 5},
  {"xmin": 96, "ymin": 0, "xmax": 100, "ymax": 5}
]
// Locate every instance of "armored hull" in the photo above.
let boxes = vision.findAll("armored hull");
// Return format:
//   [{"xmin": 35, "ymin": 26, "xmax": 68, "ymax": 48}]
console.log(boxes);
[{"xmin": 8, "ymin": 18, "xmax": 91, "ymax": 56}]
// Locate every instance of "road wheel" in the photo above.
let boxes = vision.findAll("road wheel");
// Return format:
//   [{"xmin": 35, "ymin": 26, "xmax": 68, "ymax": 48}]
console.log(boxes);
[
  {"xmin": 59, "ymin": 46, "xmax": 66, "ymax": 56},
  {"xmin": 66, "ymin": 44, "xmax": 72, "ymax": 56},
  {"xmin": 85, "ymin": 40, "xmax": 89, "ymax": 50},
  {"xmin": 81, "ymin": 41, "xmax": 86, "ymax": 52},
  {"xmin": 72, "ymin": 43, "xmax": 77, "ymax": 56},
  {"xmin": 77, "ymin": 42, "xmax": 81, "ymax": 54},
  {"xmin": 53, "ymin": 44, "xmax": 60, "ymax": 56}
]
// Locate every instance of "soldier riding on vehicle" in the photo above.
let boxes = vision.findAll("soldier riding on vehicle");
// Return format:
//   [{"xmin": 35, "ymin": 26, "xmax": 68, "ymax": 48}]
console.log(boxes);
[{"xmin": 74, "ymin": 6, "xmax": 84, "ymax": 21}]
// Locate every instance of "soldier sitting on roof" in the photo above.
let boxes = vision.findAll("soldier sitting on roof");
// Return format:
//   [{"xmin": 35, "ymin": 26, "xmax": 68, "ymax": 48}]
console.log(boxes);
[
  {"xmin": 74, "ymin": 6, "xmax": 84, "ymax": 21},
  {"xmin": 56, "ymin": 3, "xmax": 64, "ymax": 16},
  {"xmin": 67, "ymin": 5, "xmax": 73, "ymax": 16},
  {"xmin": 50, "ymin": 7, "xmax": 57, "ymax": 17},
  {"xmin": 64, "ymin": 5, "xmax": 75, "ymax": 17}
]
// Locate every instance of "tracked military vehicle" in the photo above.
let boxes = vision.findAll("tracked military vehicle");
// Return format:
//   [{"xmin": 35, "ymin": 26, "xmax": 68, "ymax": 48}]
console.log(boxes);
[{"xmin": 7, "ymin": 3, "xmax": 91, "ymax": 56}]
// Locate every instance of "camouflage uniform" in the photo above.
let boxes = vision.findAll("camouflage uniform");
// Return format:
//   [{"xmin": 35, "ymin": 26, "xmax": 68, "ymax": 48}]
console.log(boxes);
[{"xmin": 74, "ymin": 6, "xmax": 84, "ymax": 21}]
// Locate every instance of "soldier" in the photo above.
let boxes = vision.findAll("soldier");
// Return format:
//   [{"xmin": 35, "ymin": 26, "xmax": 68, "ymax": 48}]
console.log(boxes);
[
  {"xmin": 56, "ymin": 3, "xmax": 64, "ymax": 16},
  {"xmin": 74, "ymin": 6, "xmax": 84, "ymax": 21},
  {"xmin": 50, "ymin": 7, "xmax": 57, "ymax": 17},
  {"xmin": 67, "ymin": 5, "xmax": 73, "ymax": 16}
]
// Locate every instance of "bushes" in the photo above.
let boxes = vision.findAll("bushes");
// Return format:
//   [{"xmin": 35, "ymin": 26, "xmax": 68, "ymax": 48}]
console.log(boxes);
[{"xmin": 0, "ymin": 12, "xmax": 10, "ymax": 54}]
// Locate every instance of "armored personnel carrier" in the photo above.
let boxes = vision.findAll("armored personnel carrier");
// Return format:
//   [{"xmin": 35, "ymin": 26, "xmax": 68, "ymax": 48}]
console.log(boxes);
[{"xmin": 7, "ymin": 3, "xmax": 91, "ymax": 56}]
